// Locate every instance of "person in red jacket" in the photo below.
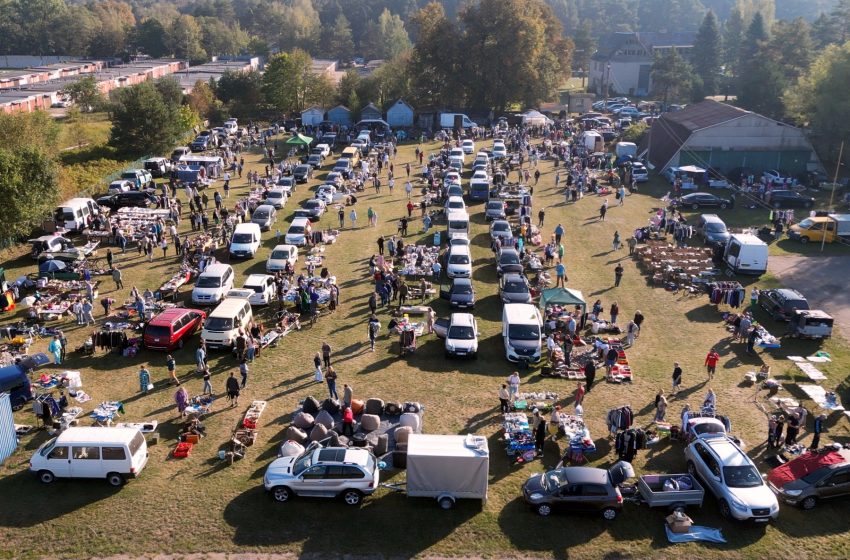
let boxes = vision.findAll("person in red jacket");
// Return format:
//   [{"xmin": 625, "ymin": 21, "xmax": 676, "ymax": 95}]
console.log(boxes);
[
  {"xmin": 705, "ymin": 349, "xmax": 720, "ymax": 381},
  {"xmin": 341, "ymin": 406, "xmax": 355, "ymax": 437}
]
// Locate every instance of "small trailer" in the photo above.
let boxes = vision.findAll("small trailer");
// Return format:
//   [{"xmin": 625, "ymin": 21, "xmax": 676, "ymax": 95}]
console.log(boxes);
[
  {"xmin": 385, "ymin": 434, "xmax": 489, "ymax": 509},
  {"xmin": 627, "ymin": 474, "xmax": 705, "ymax": 511}
]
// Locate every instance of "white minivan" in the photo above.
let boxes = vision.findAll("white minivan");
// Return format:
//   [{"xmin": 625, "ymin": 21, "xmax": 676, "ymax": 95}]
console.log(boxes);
[
  {"xmin": 54, "ymin": 198, "xmax": 100, "ymax": 232},
  {"xmin": 229, "ymin": 223, "xmax": 262, "ymax": 259},
  {"xmin": 447, "ymin": 210, "xmax": 470, "ymax": 239},
  {"xmin": 191, "ymin": 263, "xmax": 235, "ymax": 305},
  {"xmin": 502, "ymin": 303, "xmax": 543, "ymax": 363},
  {"xmin": 30, "ymin": 427, "xmax": 148, "ymax": 487},
  {"xmin": 201, "ymin": 297, "xmax": 253, "ymax": 349}
]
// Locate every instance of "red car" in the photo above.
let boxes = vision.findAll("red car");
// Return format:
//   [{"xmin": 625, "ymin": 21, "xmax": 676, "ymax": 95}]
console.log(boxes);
[{"xmin": 143, "ymin": 308, "xmax": 206, "ymax": 351}]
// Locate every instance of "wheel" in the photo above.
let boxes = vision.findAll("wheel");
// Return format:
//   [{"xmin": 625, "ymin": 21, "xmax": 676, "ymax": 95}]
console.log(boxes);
[
  {"xmin": 342, "ymin": 489, "xmax": 363, "ymax": 506},
  {"xmin": 439, "ymin": 497, "xmax": 454, "ymax": 510},
  {"xmin": 718, "ymin": 499, "xmax": 732, "ymax": 520},
  {"xmin": 38, "ymin": 470, "xmax": 55, "ymax": 484},
  {"xmin": 720, "ymin": 203, "xmax": 728, "ymax": 209},
  {"xmin": 11, "ymin": 403, "xmax": 23, "ymax": 412},
  {"xmin": 106, "ymin": 472, "xmax": 125, "ymax": 487},
  {"xmin": 801, "ymin": 496, "xmax": 817, "ymax": 510},
  {"xmin": 602, "ymin": 507, "xmax": 618, "ymax": 520},
  {"xmin": 799, "ymin": 236, "xmax": 809, "ymax": 244},
  {"xmin": 271, "ymin": 486, "xmax": 292, "ymax": 503},
  {"xmin": 691, "ymin": 203, "xmax": 699, "ymax": 210},
  {"xmin": 536, "ymin": 503, "xmax": 552, "ymax": 516}
]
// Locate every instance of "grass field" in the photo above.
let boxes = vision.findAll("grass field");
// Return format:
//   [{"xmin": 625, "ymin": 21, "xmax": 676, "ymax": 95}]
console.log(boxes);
[{"xmin": 1, "ymin": 135, "xmax": 849, "ymax": 559}]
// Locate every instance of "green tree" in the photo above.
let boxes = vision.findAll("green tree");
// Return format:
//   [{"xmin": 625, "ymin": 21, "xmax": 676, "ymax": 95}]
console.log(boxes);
[
  {"xmin": 738, "ymin": 51, "xmax": 785, "ymax": 118},
  {"xmin": 740, "ymin": 11, "xmax": 768, "ymax": 63},
  {"xmin": 108, "ymin": 80, "xmax": 186, "ymax": 156},
  {"xmin": 651, "ymin": 47, "xmax": 696, "ymax": 104},
  {"xmin": 326, "ymin": 14, "xmax": 355, "ymax": 60},
  {"xmin": 336, "ymin": 70, "xmax": 362, "ymax": 106},
  {"xmin": 199, "ymin": 18, "xmax": 250, "ymax": 56},
  {"xmin": 785, "ymin": 41, "xmax": 850, "ymax": 158},
  {"xmin": 621, "ymin": 121, "xmax": 648, "ymax": 143},
  {"xmin": 830, "ymin": 0, "xmax": 850, "ymax": 43},
  {"xmin": 168, "ymin": 14, "xmax": 208, "ymax": 64},
  {"xmin": 811, "ymin": 13, "xmax": 838, "ymax": 49},
  {"xmin": 262, "ymin": 50, "xmax": 316, "ymax": 114},
  {"xmin": 768, "ymin": 18, "xmax": 813, "ymax": 82},
  {"xmin": 133, "ymin": 18, "xmax": 170, "ymax": 58},
  {"xmin": 571, "ymin": 20, "xmax": 596, "ymax": 77},
  {"xmin": 408, "ymin": 2, "xmax": 460, "ymax": 107},
  {"xmin": 246, "ymin": 37, "xmax": 270, "ymax": 58},
  {"xmin": 186, "ymin": 81, "xmax": 217, "ymax": 119},
  {"xmin": 0, "ymin": 111, "xmax": 60, "ymax": 153},
  {"xmin": 274, "ymin": 0, "xmax": 321, "ymax": 53},
  {"xmin": 0, "ymin": 147, "xmax": 59, "ymax": 241},
  {"xmin": 692, "ymin": 11, "xmax": 722, "ymax": 98},
  {"xmin": 62, "ymin": 76, "xmax": 105, "ymax": 112},
  {"xmin": 216, "ymin": 70, "xmax": 264, "ymax": 106},
  {"xmin": 87, "ymin": 0, "xmax": 135, "ymax": 58},
  {"xmin": 723, "ymin": 6, "xmax": 745, "ymax": 78}
]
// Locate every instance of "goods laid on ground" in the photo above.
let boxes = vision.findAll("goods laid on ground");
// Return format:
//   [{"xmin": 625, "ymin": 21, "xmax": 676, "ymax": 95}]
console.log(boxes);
[
  {"xmin": 222, "ymin": 400, "xmax": 267, "ymax": 464},
  {"xmin": 634, "ymin": 242, "xmax": 716, "ymax": 289}
]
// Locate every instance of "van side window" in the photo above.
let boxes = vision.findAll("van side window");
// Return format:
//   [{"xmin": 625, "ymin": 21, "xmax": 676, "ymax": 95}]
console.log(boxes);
[
  {"xmin": 48, "ymin": 446, "xmax": 68, "ymax": 460},
  {"xmin": 727, "ymin": 243, "xmax": 741, "ymax": 259},
  {"xmin": 129, "ymin": 432, "xmax": 145, "ymax": 456},
  {"xmin": 72, "ymin": 446, "xmax": 100, "ymax": 460},
  {"xmin": 102, "ymin": 447, "xmax": 127, "ymax": 460}
]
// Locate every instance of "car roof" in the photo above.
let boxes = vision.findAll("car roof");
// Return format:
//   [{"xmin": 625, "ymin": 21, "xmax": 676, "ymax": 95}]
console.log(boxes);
[
  {"xmin": 502, "ymin": 273, "xmax": 526, "ymax": 282},
  {"xmin": 701, "ymin": 435, "xmax": 753, "ymax": 467},
  {"xmin": 774, "ymin": 288, "xmax": 806, "ymax": 300},
  {"xmin": 452, "ymin": 277, "xmax": 472, "ymax": 286},
  {"xmin": 244, "ymin": 274, "xmax": 272, "ymax": 285},
  {"xmin": 701, "ymin": 214, "xmax": 723, "ymax": 222},
  {"xmin": 56, "ymin": 427, "xmax": 142, "ymax": 444},
  {"xmin": 500, "ymin": 247, "xmax": 519, "ymax": 255},
  {"xmin": 450, "ymin": 312, "xmax": 475, "ymax": 327},
  {"xmin": 450, "ymin": 244, "xmax": 470, "ymax": 255},
  {"xmin": 149, "ymin": 307, "xmax": 200, "ymax": 324},
  {"xmin": 558, "ymin": 466, "xmax": 609, "ymax": 484},
  {"xmin": 254, "ymin": 204, "xmax": 274, "ymax": 211},
  {"xmin": 315, "ymin": 447, "xmax": 371, "ymax": 466}
]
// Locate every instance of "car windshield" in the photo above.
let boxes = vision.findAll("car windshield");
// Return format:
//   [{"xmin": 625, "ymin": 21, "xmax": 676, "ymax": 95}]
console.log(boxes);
[
  {"xmin": 797, "ymin": 218, "xmax": 814, "ymax": 228},
  {"xmin": 801, "ymin": 468, "xmax": 830, "ymax": 484},
  {"xmin": 723, "ymin": 466, "xmax": 763, "ymax": 488},
  {"xmin": 488, "ymin": 203, "xmax": 502, "ymax": 211},
  {"xmin": 501, "ymin": 253, "xmax": 520, "ymax": 264},
  {"xmin": 196, "ymin": 276, "xmax": 221, "ymax": 288},
  {"xmin": 296, "ymin": 166, "xmax": 309, "ymax": 173},
  {"xmin": 509, "ymin": 324, "xmax": 540, "ymax": 340},
  {"xmin": 449, "ymin": 221, "xmax": 467, "ymax": 230},
  {"xmin": 449, "ymin": 254, "xmax": 470, "ymax": 264},
  {"xmin": 271, "ymin": 250, "xmax": 290, "ymax": 259},
  {"xmin": 706, "ymin": 223, "xmax": 727, "ymax": 232},
  {"xmin": 543, "ymin": 470, "xmax": 567, "ymax": 491},
  {"xmin": 305, "ymin": 201, "xmax": 320, "ymax": 209},
  {"xmin": 504, "ymin": 281, "xmax": 526, "ymax": 293},
  {"xmin": 145, "ymin": 325, "xmax": 171, "ymax": 337},
  {"xmin": 204, "ymin": 317, "xmax": 233, "ymax": 331},
  {"xmin": 292, "ymin": 451, "xmax": 314, "ymax": 476},
  {"xmin": 448, "ymin": 325, "xmax": 475, "ymax": 339},
  {"xmin": 232, "ymin": 233, "xmax": 253, "ymax": 243},
  {"xmin": 453, "ymin": 283, "xmax": 473, "ymax": 294},
  {"xmin": 693, "ymin": 422, "xmax": 725, "ymax": 435},
  {"xmin": 39, "ymin": 437, "xmax": 58, "ymax": 457},
  {"xmin": 246, "ymin": 284, "xmax": 265, "ymax": 294},
  {"xmin": 494, "ymin": 223, "xmax": 509, "ymax": 231},
  {"xmin": 289, "ymin": 226, "xmax": 305, "ymax": 234},
  {"xmin": 253, "ymin": 211, "xmax": 268, "ymax": 219},
  {"xmin": 448, "ymin": 201, "xmax": 464, "ymax": 209}
]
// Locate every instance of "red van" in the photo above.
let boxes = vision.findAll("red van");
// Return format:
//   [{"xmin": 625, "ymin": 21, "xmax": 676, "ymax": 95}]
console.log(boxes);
[{"xmin": 143, "ymin": 308, "xmax": 207, "ymax": 351}]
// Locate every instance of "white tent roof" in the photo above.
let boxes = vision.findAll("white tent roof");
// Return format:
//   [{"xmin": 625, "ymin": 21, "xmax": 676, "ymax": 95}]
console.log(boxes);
[{"xmin": 521, "ymin": 110, "xmax": 554, "ymax": 125}]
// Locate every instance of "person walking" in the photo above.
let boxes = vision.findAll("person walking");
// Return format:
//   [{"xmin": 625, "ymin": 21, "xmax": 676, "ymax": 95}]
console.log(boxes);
[
  {"xmin": 81, "ymin": 299, "xmax": 95, "ymax": 325},
  {"xmin": 341, "ymin": 406, "xmax": 355, "ymax": 436},
  {"xmin": 610, "ymin": 302, "xmax": 619, "ymax": 325},
  {"xmin": 139, "ymin": 365, "xmax": 151, "ymax": 394},
  {"xmin": 48, "ymin": 335, "xmax": 63, "ymax": 364},
  {"xmin": 196, "ymin": 344, "xmax": 206, "ymax": 372},
  {"xmin": 201, "ymin": 366, "xmax": 212, "ymax": 395},
  {"xmin": 239, "ymin": 359, "xmax": 249, "ymax": 388},
  {"xmin": 771, "ymin": 415, "xmax": 785, "ymax": 448},
  {"xmin": 534, "ymin": 410, "xmax": 547, "ymax": 457},
  {"xmin": 338, "ymin": 207, "xmax": 345, "ymax": 228},
  {"xmin": 313, "ymin": 352, "xmax": 323, "ymax": 383},
  {"xmin": 325, "ymin": 366, "xmax": 339, "ymax": 400},
  {"xmin": 349, "ymin": 208, "xmax": 358, "ymax": 228},
  {"xmin": 377, "ymin": 235, "xmax": 385, "ymax": 256},
  {"xmin": 367, "ymin": 315, "xmax": 381, "ymax": 351},
  {"xmin": 599, "ymin": 199, "xmax": 608, "ymax": 221},
  {"xmin": 626, "ymin": 319, "xmax": 638, "ymax": 346},
  {"xmin": 166, "ymin": 354, "xmax": 179, "ymax": 386},
  {"xmin": 654, "ymin": 390, "xmax": 668, "ymax": 422},
  {"xmin": 112, "ymin": 266, "xmax": 124, "ymax": 290},
  {"xmin": 810, "ymin": 414, "xmax": 826, "ymax": 450},
  {"xmin": 555, "ymin": 260, "xmax": 566, "ymax": 287},
  {"xmin": 574, "ymin": 382, "xmax": 586, "ymax": 407},
  {"xmin": 627, "ymin": 235, "xmax": 637, "ymax": 255},
  {"xmin": 612, "ymin": 230, "xmax": 621, "ymax": 251},
  {"xmin": 321, "ymin": 341, "xmax": 332, "ymax": 369},
  {"xmin": 554, "ymin": 223, "xmax": 564, "ymax": 244},
  {"xmin": 342, "ymin": 383, "xmax": 353, "ymax": 408},
  {"xmin": 672, "ymin": 362, "xmax": 683, "ymax": 395},
  {"xmin": 226, "ymin": 372, "xmax": 240, "ymax": 407},
  {"xmin": 498, "ymin": 384, "xmax": 510, "ymax": 413},
  {"xmin": 614, "ymin": 264, "xmax": 624, "ymax": 287},
  {"xmin": 786, "ymin": 413, "xmax": 801, "ymax": 445},
  {"xmin": 584, "ymin": 360, "xmax": 597, "ymax": 392},
  {"xmin": 537, "ymin": 208, "xmax": 545, "ymax": 227},
  {"xmin": 704, "ymin": 349, "xmax": 720, "ymax": 381}
]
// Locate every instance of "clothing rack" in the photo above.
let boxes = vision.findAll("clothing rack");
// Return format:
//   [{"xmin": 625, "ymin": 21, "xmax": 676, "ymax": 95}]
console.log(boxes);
[{"xmin": 708, "ymin": 281, "xmax": 745, "ymax": 307}]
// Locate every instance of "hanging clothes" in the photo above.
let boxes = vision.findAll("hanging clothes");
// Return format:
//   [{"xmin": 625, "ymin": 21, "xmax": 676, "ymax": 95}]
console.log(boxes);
[{"xmin": 708, "ymin": 282, "xmax": 745, "ymax": 307}]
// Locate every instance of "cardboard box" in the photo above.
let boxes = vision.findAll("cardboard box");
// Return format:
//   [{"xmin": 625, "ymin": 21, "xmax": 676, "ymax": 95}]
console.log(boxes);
[{"xmin": 666, "ymin": 512, "xmax": 693, "ymax": 534}]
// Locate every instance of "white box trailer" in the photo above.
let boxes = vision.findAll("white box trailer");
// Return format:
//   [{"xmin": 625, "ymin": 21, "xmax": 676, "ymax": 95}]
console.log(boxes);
[{"xmin": 405, "ymin": 434, "xmax": 489, "ymax": 509}]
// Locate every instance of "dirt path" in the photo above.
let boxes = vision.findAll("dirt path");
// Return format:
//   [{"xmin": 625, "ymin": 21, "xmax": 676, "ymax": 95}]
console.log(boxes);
[{"xmin": 768, "ymin": 255, "xmax": 850, "ymax": 343}]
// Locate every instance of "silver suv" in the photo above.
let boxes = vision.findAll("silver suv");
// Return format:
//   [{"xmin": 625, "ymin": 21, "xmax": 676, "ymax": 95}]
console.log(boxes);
[
  {"xmin": 264, "ymin": 444, "xmax": 380, "ymax": 506},
  {"xmin": 684, "ymin": 434, "xmax": 778, "ymax": 523}
]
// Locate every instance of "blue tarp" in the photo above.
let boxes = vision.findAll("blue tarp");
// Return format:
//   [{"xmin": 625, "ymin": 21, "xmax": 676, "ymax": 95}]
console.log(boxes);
[{"xmin": 665, "ymin": 525, "xmax": 726, "ymax": 544}]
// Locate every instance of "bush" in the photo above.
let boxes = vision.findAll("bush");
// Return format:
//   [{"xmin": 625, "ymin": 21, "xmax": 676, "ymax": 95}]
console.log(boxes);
[{"xmin": 621, "ymin": 122, "xmax": 648, "ymax": 143}]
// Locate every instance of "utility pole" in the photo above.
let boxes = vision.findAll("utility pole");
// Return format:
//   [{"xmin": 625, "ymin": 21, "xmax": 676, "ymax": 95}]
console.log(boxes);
[
  {"xmin": 603, "ymin": 63, "xmax": 611, "ymax": 109},
  {"xmin": 822, "ymin": 140, "xmax": 845, "ymax": 252}
]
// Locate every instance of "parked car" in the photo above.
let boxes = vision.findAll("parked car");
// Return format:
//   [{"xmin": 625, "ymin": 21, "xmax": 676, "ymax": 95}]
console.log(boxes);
[
  {"xmin": 107, "ymin": 180, "xmax": 135, "ymax": 193},
  {"xmin": 143, "ymin": 308, "xmax": 206, "ymax": 350},
  {"xmin": 266, "ymin": 244, "xmax": 298, "ymax": 272},
  {"xmin": 758, "ymin": 288, "xmax": 810, "ymax": 321},
  {"xmin": 697, "ymin": 214, "xmax": 731, "ymax": 245},
  {"xmin": 443, "ymin": 277, "xmax": 476, "ymax": 309},
  {"xmin": 446, "ymin": 185, "xmax": 464, "ymax": 199},
  {"xmin": 143, "ymin": 157, "xmax": 171, "ymax": 178},
  {"xmin": 241, "ymin": 274, "xmax": 277, "ymax": 306},
  {"xmin": 96, "ymin": 192, "xmax": 156, "ymax": 210},
  {"xmin": 265, "ymin": 188, "xmax": 288, "ymax": 209},
  {"xmin": 307, "ymin": 154, "xmax": 323, "ymax": 168},
  {"xmin": 485, "ymin": 200, "xmax": 507, "ymax": 221},
  {"xmin": 444, "ymin": 312, "xmax": 479, "ymax": 358},
  {"xmin": 769, "ymin": 190, "xmax": 814, "ymax": 209},
  {"xmin": 763, "ymin": 169, "xmax": 790, "ymax": 183},
  {"xmin": 490, "ymin": 219, "xmax": 513, "ymax": 241},
  {"xmin": 264, "ymin": 444, "xmax": 380, "ymax": 505},
  {"xmin": 673, "ymin": 192, "xmax": 732, "ymax": 210},
  {"xmin": 768, "ymin": 447, "xmax": 850, "ymax": 510},
  {"xmin": 315, "ymin": 184, "xmax": 337, "ymax": 204},
  {"xmin": 446, "ymin": 245, "xmax": 472, "ymax": 278},
  {"xmin": 276, "ymin": 176, "xmax": 296, "ymax": 194},
  {"xmin": 631, "ymin": 162, "xmax": 649, "ymax": 183},
  {"xmin": 313, "ymin": 143, "xmax": 331, "ymax": 158},
  {"xmin": 445, "ymin": 196, "xmax": 466, "ymax": 213},
  {"xmin": 496, "ymin": 247, "xmax": 523, "ymax": 276},
  {"xmin": 190, "ymin": 136, "xmax": 210, "ymax": 152},
  {"xmin": 684, "ymin": 434, "xmax": 779, "ymax": 522},
  {"xmin": 293, "ymin": 164, "xmax": 313, "ymax": 183},
  {"xmin": 500, "ymin": 273, "xmax": 532, "ymax": 304},
  {"xmin": 333, "ymin": 159, "xmax": 352, "ymax": 177},
  {"xmin": 522, "ymin": 463, "xmax": 634, "ymax": 519},
  {"xmin": 492, "ymin": 143, "xmax": 507, "ymax": 159},
  {"xmin": 324, "ymin": 172, "xmax": 344, "ymax": 187},
  {"xmin": 461, "ymin": 139, "xmax": 475, "ymax": 154},
  {"xmin": 299, "ymin": 198, "xmax": 326, "ymax": 220},
  {"xmin": 251, "ymin": 204, "xmax": 277, "ymax": 231}
]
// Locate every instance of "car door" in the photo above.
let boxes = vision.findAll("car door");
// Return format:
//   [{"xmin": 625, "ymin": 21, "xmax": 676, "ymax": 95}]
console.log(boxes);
[
  {"xmin": 265, "ymin": 277, "xmax": 276, "ymax": 301},
  {"xmin": 44, "ymin": 444, "xmax": 72, "ymax": 478},
  {"xmin": 818, "ymin": 469, "xmax": 850, "ymax": 499},
  {"xmin": 581, "ymin": 483, "xmax": 611, "ymax": 511},
  {"xmin": 556, "ymin": 483, "xmax": 585, "ymax": 512},
  {"xmin": 296, "ymin": 465, "xmax": 329, "ymax": 496},
  {"xmin": 70, "ymin": 445, "xmax": 102, "ymax": 478}
]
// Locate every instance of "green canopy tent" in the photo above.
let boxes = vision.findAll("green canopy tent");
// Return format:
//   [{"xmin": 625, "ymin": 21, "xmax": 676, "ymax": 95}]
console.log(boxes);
[
  {"xmin": 284, "ymin": 133, "xmax": 313, "ymax": 145},
  {"xmin": 539, "ymin": 287, "xmax": 586, "ymax": 313}
]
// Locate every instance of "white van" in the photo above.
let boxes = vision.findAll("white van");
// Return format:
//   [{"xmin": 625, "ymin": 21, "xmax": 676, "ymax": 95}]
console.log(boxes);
[
  {"xmin": 724, "ymin": 233, "xmax": 768, "ymax": 276},
  {"xmin": 502, "ymin": 303, "xmax": 543, "ymax": 364},
  {"xmin": 54, "ymin": 198, "xmax": 100, "ymax": 232},
  {"xmin": 285, "ymin": 217, "xmax": 312, "ymax": 246},
  {"xmin": 447, "ymin": 210, "xmax": 470, "ymax": 239},
  {"xmin": 223, "ymin": 118, "xmax": 238, "ymax": 135},
  {"xmin": 201, "ymin": 297, "xmax": 253, "ymax": 349},
  {"xmin": 191, "ymin": 263, "xmax": 235, "ymax": 305},
  {"xmin": 229, "ymin": 222, "xmax": 262, "ymax": 259},
  {"xmin": 30, "ymin": 427, "xmax": 148, "ymax": 487}
]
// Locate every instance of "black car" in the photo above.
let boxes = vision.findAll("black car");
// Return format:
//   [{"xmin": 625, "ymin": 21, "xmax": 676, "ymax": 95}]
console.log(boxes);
[
  {"xmin": 293, "ymin": 165, "xmax": 313, "ymax": 183},
  {"xmin": 522, "ymin": 464, "xmax": 633, "ymax": 519},
  {"xmin": 307, "ymin": 154, "xmax": 323, "ymax": 168},
  {"xmin": 769, "ymin": 190, "xmax": 815, "ymax": 209},
  {"xmin": 496, "ymin": 247, "xmax": 524, "ymax": 276},
  {"xmin": 758, "ymin": 288, "xmax": 810, "ymax": 321},
  {"xmin": 189, "ymin": 136, "xmax": 210, "ymax": 152},
  {"xmin": 96, "ymin": 192, "xmax": 156, "ymax": 210},
  {"xmin": 440, "ymin": 277, "xmax": 476, "ymax": 309},
  {"xmin": 500, "ymin": 273, "xmax": 532, "ymax": 304},
  {"xmin": 675, "ymin": 192, "xmax": 733, "ymax": 210}
]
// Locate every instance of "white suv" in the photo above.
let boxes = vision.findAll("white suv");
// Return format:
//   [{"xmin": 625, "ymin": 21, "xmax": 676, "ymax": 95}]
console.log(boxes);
[
  {"xmin": 264, "ymin": 445, "xmax": 379, "ymax": 506},
  {"xmin": 685, "ymin": 434, "xmax": 778, "ymax": 523},
  {"xmin": 445, "ymin": 312, "xmax": 479, "ymax": 358}
]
